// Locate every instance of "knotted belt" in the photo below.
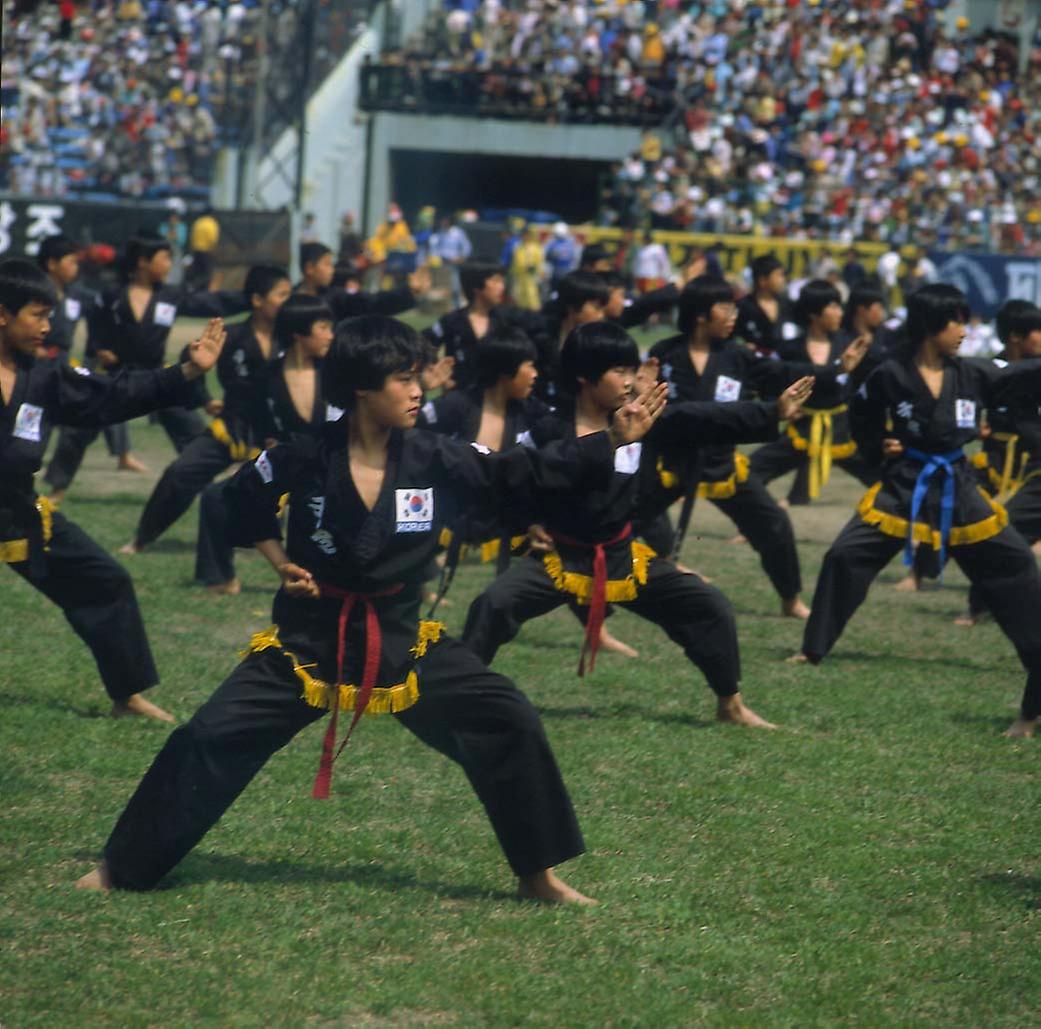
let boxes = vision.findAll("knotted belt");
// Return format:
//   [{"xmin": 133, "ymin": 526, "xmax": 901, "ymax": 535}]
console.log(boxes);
[
  {"xmin": 792, "ymin": 404, "xmax": 849, "ymax": 499},
  {"xmin": 312, "ymin": 581, "xmax": 403, "ymax": 799},
  {"xmin": 903, "ymin": 447, "xmax": 964, "ymax": 576},
  {"xmin": 992, "ymin": 432, "xmax": 1030, "ymax": 498},
  {"xmin": 550, "ymin": 522, "xmax": 632, "ymax": 677}
]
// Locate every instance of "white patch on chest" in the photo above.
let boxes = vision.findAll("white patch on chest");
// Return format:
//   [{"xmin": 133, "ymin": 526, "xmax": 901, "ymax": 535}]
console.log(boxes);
[
  {"xmin": 64, "ymin": 297, "xmax": 81, "ymax": 320},
  {"xmin": 254, "ymin": 450, "xmax": 274, "ymax": 483},
  {"xmin": 12, "ymin": 403, "xmax": 44, "ymax": 442},
  {"xmin": 713, "ymin": 375, "xmax": 742, "ymax": 402},
  {"xmin": 395, "ymin": 488, "xmax": 434, "ymax": 533},
  {"xmin": 614, "ymin": 441, "xmax": 643, "ymax": 475},
  {"xmin": 153, "ymin": 302, "xmax": 177, "ymax": 327},
  {"xmin": 955, "ymin": 399, "xmax": 976, "ymax": 429}
]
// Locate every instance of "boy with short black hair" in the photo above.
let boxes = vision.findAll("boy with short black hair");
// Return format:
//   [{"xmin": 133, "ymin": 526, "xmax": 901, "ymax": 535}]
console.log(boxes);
[{"xmin": 735, "ymin": 254, "xmax": 797, "ymax": 356}]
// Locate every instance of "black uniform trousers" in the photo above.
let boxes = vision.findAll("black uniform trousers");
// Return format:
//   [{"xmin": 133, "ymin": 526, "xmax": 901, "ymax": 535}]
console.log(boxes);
[
  {"xmin": 704, "ymin": 477, "xmax": 802, "ymax": 599},
  {"xmin": 195, "ymin": 480, "xmax": 237, "ymax": 585},
  {"xmin": 967, "ymin": 477, "xmax": 1041, "ymax": 615},
  {"xmin": 802, "ymin": 517, "xmax": 1041, "ymax": 718},
  {"xmin": 463, "ymin": 555, "xmax": 741, "ymax": 697},
  {"xmin": 8, "ymin": 512, "xmax": 159, "ymax": 702},
  {"xmin": 102, "ymin": 637, "xmax": 583, "ymax": 889},
  {"xmin": 45, "ymin": 406, "xmax": 205, "ymax": 493},
  {"xmin": 750, "ymin": 436, "xmax": 877, "ymax": 505},
  {"xmin": 135, "ymin": 432, "xmax": 234, "ymax": 548}
]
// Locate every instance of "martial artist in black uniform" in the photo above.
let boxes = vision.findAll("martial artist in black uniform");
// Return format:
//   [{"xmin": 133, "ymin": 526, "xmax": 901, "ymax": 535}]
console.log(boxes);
[
  {"xmin": 43, "ymin": 234, "xmax": 249, "ymax": 495},
  {"xmin": 959, "ymin": 300, "xmax": 1041, "ymax": 623},
  {"xmin": 193, "ymin": 293, "xmax": 337, "ymax": 590},
  {"xmin": 120, "ymin": 266, "xmax": 292, "ymax": 553},
  {"xmin": 734, "ymin": 255, "xmax": 799, "ymax": 357},
  {"xmin": 749, "ymin": 279, "xmax": 875, "ymax": 504},
  {"xmin": 792, "ymin": 285, "xmax": 1041, "ymax": 739},
  {"xmin": 0, "ymin": 258, "xmax": 225, "ymax": 721},
  {"xmin": 76, "ymin": 313, "xmax": 667, "ymax": 902},
  {"xmin": 462, "ymin": 320, "xmax": 814, "ymax": 726},
  {"xmin": 649, "ymin": 276, "xmax": 864, "ymax": 616}
]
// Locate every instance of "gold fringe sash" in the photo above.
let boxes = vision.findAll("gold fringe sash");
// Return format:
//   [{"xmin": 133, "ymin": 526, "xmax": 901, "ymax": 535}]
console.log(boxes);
[
  {"xmin": 479, "ymin": 535, "xmax": 528, "ymax": 564},
  {"xmin": 209, "ymin": 417, "xmax": 261, "ymax": 462},
  {"xmin": 542, "ymin": 540, "xmax": 655, "ymax": 604},
  {"xmin": 241, "ymin": 620, "xmax": 445, "ymax": 714},
  {"xmin": 697, "ymin": 451, "xmax": 751, "ymax": 500},
  {"xmin": 856, "ymin": 481, "xmax": 1008, "ymax": 549},
  {"xmin": 787, "ymin": 404, "xmax": 856, "ymax": 500}
]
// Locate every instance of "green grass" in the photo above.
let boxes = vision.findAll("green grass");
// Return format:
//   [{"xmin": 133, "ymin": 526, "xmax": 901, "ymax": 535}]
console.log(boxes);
[{"xmin": 4, "ymin": 319, "xmax": 1041, "ymax": 1025}]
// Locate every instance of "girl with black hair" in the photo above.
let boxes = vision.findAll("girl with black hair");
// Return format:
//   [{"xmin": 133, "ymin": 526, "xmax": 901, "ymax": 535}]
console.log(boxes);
[
  {"xmin": 119, "ymin": 266, "xmax": 293, "ymax": 557},
  {"xmin": 748, "ymin": 279, "xmax": 874, "ymax": 505},
  {"xmin": 0, "ymin": 258, "xmax": 225, "ymax": 722},
  {"xmin": 78, "ymin": 314, "xmax": 667, "ymax": 903},
  {"xmin": 43, "ymin": 233, "xmax": 250, "ymax": 498},
  {"xmin": 793, "ymin": 285, "xmax": 1041, "ymax": 738},
  {"xmin": 462, "ymin": 320, "xmax": 814, "ymax": 726}
]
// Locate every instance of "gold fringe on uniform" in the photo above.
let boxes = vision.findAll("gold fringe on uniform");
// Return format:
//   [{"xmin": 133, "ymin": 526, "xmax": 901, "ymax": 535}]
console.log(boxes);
[
  {"xmin": 478, "ymin": 535, "xmax": 528, "ymax": 563},
  {"xmin": 241, "ymin": 620, "xmax": 445, "ymax": 714},
  {"xmin": 208, "ymin": 417, "xmax": 262, "ymax": 462},
  {"xmin": 856, "ymin": 481, "xmax": 1009, "ymax": 548},
  {"xmin": 656, "ymin": 451, "xmax": 751, "ymax": 500},
  {"xmin": 787, "ymin": 405, "xmax": 857, "ymax": 499},
  {"xmin": 542, "ymin": 540, "xmax": 655, "ymax": 604}
]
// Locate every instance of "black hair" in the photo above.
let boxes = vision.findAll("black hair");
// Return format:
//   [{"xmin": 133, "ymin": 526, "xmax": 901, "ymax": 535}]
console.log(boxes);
[
  {"xmin": 331, "ymin": 263, "xmax": 363, "ymax": 290},
  {"xmin": 600, "ymin": 271, "xmax": 626, "ymax": 290},
  {"xmin": 904, "ymin": 284, "xmax": 971, "ymax": 349},
  {"xmin": 558, "ymin": 320, "xmax": 639, "ymax": 396},
  {"xmin": 749, "ymin": 254, "xmax": 783, "ymax": 284},
  {"xmin": 324, "ymin": 315, "xmax": 427, "ymax": 408},
  {"xmin": 473, "ymin": 327, "xmax": 538, "ymax": 389},
  {"xmin": 459, "ymin": 262, "xmax": 504, "ymax": 304},
  {"xmin": 299, "ymin": 241, "xmax": 332, "ymax": 271},
  {"xmin": 122, "ymin": 233, "xmax": 171, "ymax": 281},
  {"xmin": 243, "ymin": 264, "xmax": 289, "ymax": 305},
  {"xmin": 0, "ymin": 258, "xmax": 58, "ymax": 313},
  {"xmin": 995, "ymin": 299, "xmax": 1041, "ymax": 347},
  {"xmin": 677, "ymin": 274, "xmax": 734, "ymax": 335},
  {"xmin": 36, "ymin": 234, "xmax": 78, "ymax": 271},
  {"xmin": 794, "ymin": 279, "xmax": 842, "ymax": 326},
  {"xmin": 274, "ymin": 293, "xmax": 334, "ymax": 352},
  {"xmin": 842, "ymin": 282, "xmax": 886, "ymax": 331},
  {"xmin": 556, "ymin": 271, "xmax": 610, "ymax": 314},
  {"xmin": 579, "ymin": 242, "xmax": 611, "ymax": 269}
]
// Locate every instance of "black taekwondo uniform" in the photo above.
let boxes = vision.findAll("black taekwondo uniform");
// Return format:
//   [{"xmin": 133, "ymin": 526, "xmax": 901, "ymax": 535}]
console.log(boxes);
[
  {"xmin": 44, "ymin": 284, "xmax": 248, "ymax": 491},
  {"xmin": 734, "ymin": 293, "xmax": 800, "ymax": 356},
  {"xmin": 2, "ymin": 355, "xmax": 199, "ymax": 701},
  {"xmin": 462, "ymin": 399, "xmax": 782, "ymax": 695},
  {"xmin": 100, "ymin": 423, "xmax": 616, "ymax": 890},
  {"xmin": 749, "ymin": 334, "xmax": 877, "ymax": 504},
  {"xmin": 131, "ymin": 319, "xmax": 274, "ymax": 549},
  {"xmin": 649, "ymin": 334, "xmax": 830, "ymax": 600},
  {"xmin": 801, "ymin": 355, "xmax": 1041, "ymax": 721}
]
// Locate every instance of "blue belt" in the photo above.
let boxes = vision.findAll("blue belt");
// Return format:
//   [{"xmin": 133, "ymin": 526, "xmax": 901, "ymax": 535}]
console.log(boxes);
[{"xmin": 903, "ymin": 447, "xmax": 964, "ymax": 574}]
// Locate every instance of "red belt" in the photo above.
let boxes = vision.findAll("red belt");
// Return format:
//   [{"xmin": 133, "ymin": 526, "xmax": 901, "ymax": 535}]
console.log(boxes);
[
  {"xmin": 549, "ymin": 522, "xmax": 632, "ymax": 677},
  {"xmin": 312, "ymin": 581, "xmax": 403, "ymax": 799}
]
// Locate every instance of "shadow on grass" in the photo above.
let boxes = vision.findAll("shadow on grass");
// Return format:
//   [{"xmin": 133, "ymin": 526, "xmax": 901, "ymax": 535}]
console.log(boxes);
[
  {"xmin": 949, "ymin": 713, "xmax": 1020, "ymax": 732},
  {"xmin": 978, "ymin": 872, "xmax": 1041, "ymax": 910},
  {"xmin": 163, "ymin": 852, "xmax": 515, "ymax": 901},
  {"xmin": 537, "ymin": 702, "xmax": 714, "ymax": 728},
  {"xmin": 0, "ymin": 689, "xmax": 111, "ymax": 719},
  {"xmin": 177, "ymin": 578, "xmax": 273, "ymax": 595}
]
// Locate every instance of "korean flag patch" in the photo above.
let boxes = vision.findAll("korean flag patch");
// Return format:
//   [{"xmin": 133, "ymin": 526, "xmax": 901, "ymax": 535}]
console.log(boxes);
[
  {"xmin": 154, "ymin": 302, "xmax": 177, "ymax": 327},
  {"xmin": 13, "ymin": 403, "xmax": 44, "ymax": 442},
  {"xmin": 64, "ymin": 297, "xmax": 81, "ymax": 321},
  {"xmin": 396, "ymin": 488, "xmax": 434, "ymax": 533},
  {"xmin": 955, "ymin": 399, "xmax": 976, "ymax": 429},
  {"xmin": 254, "ymin": 450, "xmax": 274, "ymax": 483},
  {"xmin": 714, "ymin": 375, "xmax": 741, "ymax": 402}
]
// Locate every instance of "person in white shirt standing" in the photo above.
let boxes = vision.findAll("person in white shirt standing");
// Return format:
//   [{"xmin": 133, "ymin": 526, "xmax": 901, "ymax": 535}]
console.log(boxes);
[{"xmin": 633, "ymin": 231, "xmax": 672, "ymax": 293}]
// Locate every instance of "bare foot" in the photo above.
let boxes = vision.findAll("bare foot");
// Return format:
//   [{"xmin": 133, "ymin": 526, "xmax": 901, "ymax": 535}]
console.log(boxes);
[
  {"xmin": 1032, "ymin": 540, "xmax": 1041, "ymax": 558},
  {"xmin": 1003, "ymin": 717, "xmax": 1037, "ymax": 739},
  {"xmin": 781, "ymin": 597, "xmax": 810, "ymax": 620},
  {"xmin": 598, "ymin": 624, "xmax": 638, "ymax": 658},
  {"xmin": 425, "ymin": 591, "xmax": 453, "ymax": 608},
  {"xmin": 117, "ymin": 453, "xmax": 149, "ymax": 473},
  {"xmin": 716, "ymin": 692, "xmax": 777, "ymax": 729},
  {"xmin": 676, "ymin": 562, "xmax": 711, "ymax": 582},
  {"xmin": 953, "ymin": 612, "xmax": 978, "ymax": 628},
  {"xmin": 518, "ymin": 868, "xmax": 597, "ymax": 906},
  {"xmin": 207, "ymin": 577, "xmax": 242, "ymax": 596},
  {"xmin": 777, "ymin": 498, "xmax": 790, "ymax": 510},
  {"xmin": 786, "ymin": 652, "xmax": 810, "ymax": 664},
  {"xmin": 118, "ymin": 541, "xmax": 142, "ymax": 555},
  {"xmin": 893, "ymin": 574, "xmax": 920, "ymax": 593},
  {"xmin": 76, "ymin": 863, "xmax": 112, "ymax": 892},
  {"xmin": 112, "ymin": 693, "xmax": 175, "ymax": 723},
  {"xmin": 728, "ymin": 533, "xmax": 748, "ymax": 545},
  {"xmin": 49, "ymin": 488, "xmax": 66, "ymax": 505}
]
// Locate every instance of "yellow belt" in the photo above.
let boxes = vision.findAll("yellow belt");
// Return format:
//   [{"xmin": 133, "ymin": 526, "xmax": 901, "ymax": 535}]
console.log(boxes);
[
  {"xmin": 990, "ymin": 432, "xmax": 1032, "ymax": 499},
  {"xmin": 786, "ymin": 404, "xmax": 855, "ymax": 499},
  {"xmin": 209, "ymin": 417, "xmax": 262, "ymax": 463},
  {"xmin": 0, "ymin": 495, "xmax": 56, "ymax": 563}
]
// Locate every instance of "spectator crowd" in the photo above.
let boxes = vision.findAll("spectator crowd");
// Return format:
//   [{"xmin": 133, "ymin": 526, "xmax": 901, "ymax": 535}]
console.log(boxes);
[
  {"xmin": 0, "ymin": 0, "xmax": 375, "ymax": 200},
  {"xmin": 372, "ymin": 0, "xmax": 1041, "ymax": 255}
]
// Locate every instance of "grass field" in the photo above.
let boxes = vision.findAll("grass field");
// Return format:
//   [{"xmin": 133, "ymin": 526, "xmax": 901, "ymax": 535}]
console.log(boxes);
[{"xmin": 3, "ymin": 318, "xmax": 1041, "ymax": 1026}]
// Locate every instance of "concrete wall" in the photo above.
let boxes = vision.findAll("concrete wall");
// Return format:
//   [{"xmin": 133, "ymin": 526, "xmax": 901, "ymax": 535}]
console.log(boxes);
[{"xmin": 365, "ymin": 113, "xmax": 641, "ymax": 233}]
